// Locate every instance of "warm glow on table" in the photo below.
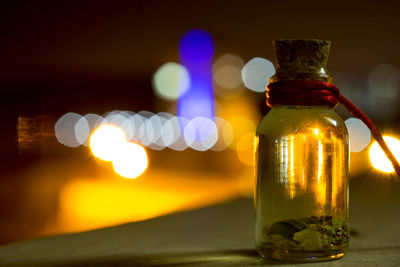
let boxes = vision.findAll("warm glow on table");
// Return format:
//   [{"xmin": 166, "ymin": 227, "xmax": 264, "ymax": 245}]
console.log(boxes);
[{"xmin": 57, "ymin": 168, "xmax": 252, "ymax": 233}]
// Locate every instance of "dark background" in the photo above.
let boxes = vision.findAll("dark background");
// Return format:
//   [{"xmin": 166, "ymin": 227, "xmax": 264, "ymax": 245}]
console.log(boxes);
[
  {"xmin": 2, "ymin": 0, "xmax": 400, "ymax": 161},
  {"xmin": 0, "ymin": 0, "xmax": 400, "ymax": 245}
]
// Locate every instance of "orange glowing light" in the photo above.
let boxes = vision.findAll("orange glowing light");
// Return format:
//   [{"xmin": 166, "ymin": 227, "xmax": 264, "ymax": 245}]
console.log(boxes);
[
  {"xmin": 369, "ymin": 136, "xmax": 400, "ymax": 173},
  {"xmin": 112, "ymin": 142, "xmax": 148, "ymax": 179},
  {"xmin": 89, "ymin": 124, "xmax": 127, "ymax": 161},
  {"xmin": 236, "ymin": 132, "xmax": 255, "ymax": 166},
  {"xmin": 57, "ymin": 169, "xmax": 241, "ymax": 232},
  {"xmin": 229, "ymin": 117, "xmax": 256, "ymax": 149}
]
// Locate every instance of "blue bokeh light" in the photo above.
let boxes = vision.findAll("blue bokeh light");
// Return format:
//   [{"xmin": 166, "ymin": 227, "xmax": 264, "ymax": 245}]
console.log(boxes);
[
  {"xmin": 179, "ymin": 29, "xmax": 214, "ymax": 62},
  {"xmin": 178, "ymin": 29, "xmax": 215, "ymax": 122}
]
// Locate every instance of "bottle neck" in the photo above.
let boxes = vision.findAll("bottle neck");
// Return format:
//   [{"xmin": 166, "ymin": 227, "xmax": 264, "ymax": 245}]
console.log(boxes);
[
  {"xmin": 266, "ymin": 80, "xmax": 339, "ymax": 109},
  {"xmin": 270, "ymin": 71, "xmax": 333, "ymax": 84}
]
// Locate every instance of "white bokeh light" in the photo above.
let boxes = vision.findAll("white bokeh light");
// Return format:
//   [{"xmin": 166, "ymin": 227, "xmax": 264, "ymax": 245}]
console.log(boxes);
[
  {"xmin": 241, "ymin": 57, "xmax": 275, "ymax": 92},
  {"xmin": 56, "ymin": 109, "xmax": 237, "ymax": 152},
  {"xmin": 89, "ymin": 125, "xmax": 127, "ymax": 161},
  {"xmin": 138, "ymin": 119, "xmax": 155, "ymax": 147},
  {"xmin": 152, "ymin": 62, "xmax": 190, "ymax": 100},
  {"xmin": 138, "ymin": 111, "xmax": 155, "ymax": 119},
  {"xmin": 112, "ymin": 142, "xmax": 148, "ymax": 179},
  {"xmin": 137, "ymin": 111, "xmax": 155, "ymax": 146},
  {"xmin": 74, "ymin": 116, "xmax": 90, "ymax": 146},
  {"xmin": 55, "ymin": 112, "xmax": 83, "ymax": 148},
  {"xmin": 157, "ymin": 112, "xmax": 174, "ymax": 120},
  {"xmin": 148, "ymin": 115, "xmax": 168, "ymax": 150},
  {"xmin": 80, "ymin": 113, "xmax": 105, "ymax": 146},
  {"xmin": 345, "ymin": 118, "xmax": 372, "ymax": 152},
  {"xmin": 167, "ymin": 116, "xmax": 189, "ymax": 151},
  {"xmin": 105, "ymin": 111, "xmax": 134, "ymax": 140},
  {"xmin": 161, "ymin": 118, "xmax": 178, "ymax": 147},
  {"xmin": 128, "ymin": 114, "xmax": 145, "ymax": 143},
  {"xmin": 184, "ymin": 117, "xmax": 218, "ymax": 151}
]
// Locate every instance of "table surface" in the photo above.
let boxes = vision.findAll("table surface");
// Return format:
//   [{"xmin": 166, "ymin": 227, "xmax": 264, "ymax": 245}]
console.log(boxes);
[{"xmin": 0, "ymin": 175, "xmax": 399, "ymax": 267}]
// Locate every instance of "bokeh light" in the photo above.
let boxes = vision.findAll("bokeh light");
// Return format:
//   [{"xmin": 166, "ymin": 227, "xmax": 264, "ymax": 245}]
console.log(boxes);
[
  {"xmin": 345, "ymin": 118, "xmax": 371, "ymax": 152},
  {"xmin": 148, "ymin": 115, "xmax": 167, "ymax": 150},
  {"xmin": 179, "ymin": 29, "xmax": 214, "ymax": 62},
  {"xmin": 222, "ymin": 121, "xmax": 234, "ymax": 148},
  {"xmin": 158, "ymin": 114, "xmax": 175, "ymax": 144},
  {"xmin": 128, "ymin": 113, "xmax": 145, "ymax": 143},
  {"xmin": 157, "ymin": 112, "xmax": 174, "ymax": 120},
  {"xmin": 211, "ymin": 117, "xmax": 233, "ymax": 151},
  {"xmin": 335, "ymin": 70, "xmax": 400, "ymax": 121},
  {"xmin": 74, "ymin": 116, "xmax": 90, "ymax": 146},
  {"xmin": 236, "ymin": 132, "xmax": 255, "ymax": 166},
  {"xmin": 112, "ymin": 142, "xmax": 148, "ymax": 179},
  {"xmin": 105, "ymin": 111, "xmax": 134, "ymax": 140},
  {"xmin": 369, "ymin": 136, "xmax": 400, "ymax": 173},
  {"xmin": 138, "ymin": 110, "xmax": 155, "ymax": 119},
  {"xmin": 160, "ymin": 117, "xmax": 179, "ymax": 148},
  {"xmin": 167, "ymin": 116, "xmax": 190, "ymax": 151},
  {"xmin": 213, "ymin": 54, "xmax": 244, "ymax": 91},
  {"xmin": 55, "ymin": 112, "xmax": 84, "ymax": 148},
  {"xmin": 368, "ymin": 64, "xmax": 400, "ymax": 99},
  {"xmin": 81, "ymin": 113, "xmax": 105, "ymax": 146},
  {"xmin": 89, "ymin": 125, "xmax": 127, "ymax": 161},
  {"xmin": 138, "ymin": 116, "xmax": 155, "ymax": 147},
  {"xmin": 56, "ymin": 109, "xmax": 255, "ymax": 152},
  {"xmin": 178, "ymin": 29, "xmax": 214, "ymax": 122},
  {"xmin": 184, "ymin": 116, "xmax": 218, "ymax": 151},
  {"xmin": 241, "ymin": 57, "xmax": 275, "ymax": 92},
  {"xmin": 228, "ymin": 116, "xmax": 256, "ymax": 149},
  {"xmin": 137, "ymin": 111, "xmax": 155, "ymax": 147},
  {"xmin": 152, "ymin": 62, "xmax": 190, "ymax": 101}
]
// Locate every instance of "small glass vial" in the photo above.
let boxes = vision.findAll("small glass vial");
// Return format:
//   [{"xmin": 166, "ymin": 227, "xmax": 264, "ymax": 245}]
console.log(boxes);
[{"xmin": 254, "ymin": 40, "xmax": 349, "ymax": 261}]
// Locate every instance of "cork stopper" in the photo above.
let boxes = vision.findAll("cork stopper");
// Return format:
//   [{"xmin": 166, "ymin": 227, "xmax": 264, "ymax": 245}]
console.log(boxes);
[{"xmin": 269, "ymin": 39, "xmax": 333, "ymax": 83}]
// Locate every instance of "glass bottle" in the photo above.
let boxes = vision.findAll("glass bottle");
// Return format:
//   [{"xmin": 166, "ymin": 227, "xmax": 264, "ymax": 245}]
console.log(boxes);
[{"xmin": 254, "ymin": 40, "xmax": 349, "ymax": 261}]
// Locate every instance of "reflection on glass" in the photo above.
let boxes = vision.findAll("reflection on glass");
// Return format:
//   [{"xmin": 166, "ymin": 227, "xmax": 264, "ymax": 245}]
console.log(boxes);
[{"xmin": 274, "ymin": 129, "xmax": 344, "ymax": 208}]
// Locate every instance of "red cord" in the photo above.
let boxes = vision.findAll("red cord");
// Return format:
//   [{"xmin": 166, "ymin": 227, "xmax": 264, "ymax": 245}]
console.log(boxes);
[{"xmin": 267, "ymin": 80, "xmax": 400, "ymax": 178}]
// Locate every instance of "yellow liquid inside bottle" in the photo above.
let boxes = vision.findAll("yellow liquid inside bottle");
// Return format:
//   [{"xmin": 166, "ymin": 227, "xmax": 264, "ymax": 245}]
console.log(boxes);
[{"xmin": 255, "ymin": 105, "xmax": 349, "ymax": 261}]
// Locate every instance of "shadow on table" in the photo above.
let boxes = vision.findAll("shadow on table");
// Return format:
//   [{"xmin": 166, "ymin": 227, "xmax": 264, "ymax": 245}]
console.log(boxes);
[{"xmin": 46, "ymin": 249, "xmax": 303, "ymax": 267}]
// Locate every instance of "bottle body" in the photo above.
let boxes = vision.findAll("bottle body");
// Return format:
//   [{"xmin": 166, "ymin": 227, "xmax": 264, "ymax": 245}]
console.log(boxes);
[{"xmin": 255, "ymin": 105, "xmax": 349, "ymax": 261}]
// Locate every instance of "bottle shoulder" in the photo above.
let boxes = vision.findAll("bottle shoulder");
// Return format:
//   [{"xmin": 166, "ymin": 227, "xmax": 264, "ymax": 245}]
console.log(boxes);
[{"xmin": 257, "ymin": 106, "xmax": 347, "ymax": 137}]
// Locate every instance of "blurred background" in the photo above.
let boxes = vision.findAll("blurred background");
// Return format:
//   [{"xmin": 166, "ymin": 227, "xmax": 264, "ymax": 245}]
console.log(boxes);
[{"xmin": 1, "ymin": 0, "xmax": 400, "ymax": 245}]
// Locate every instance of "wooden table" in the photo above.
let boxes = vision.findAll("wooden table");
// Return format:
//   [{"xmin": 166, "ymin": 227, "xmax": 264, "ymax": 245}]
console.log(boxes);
[{"xmin": 0, "ymin": 175, "xmax": 399, "ymax": 266}]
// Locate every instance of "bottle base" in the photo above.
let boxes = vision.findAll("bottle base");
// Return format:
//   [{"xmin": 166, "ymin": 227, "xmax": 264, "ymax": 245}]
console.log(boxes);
[{"xmin": 257, "ymin": 245, "xmax": 346, "ymax": 262}]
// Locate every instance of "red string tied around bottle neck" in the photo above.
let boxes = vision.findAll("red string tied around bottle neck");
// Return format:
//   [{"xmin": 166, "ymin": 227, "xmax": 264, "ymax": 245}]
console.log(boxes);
[{"xmin": 266, "ymin": 80, "xmax": 400, "ymax": 178}]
